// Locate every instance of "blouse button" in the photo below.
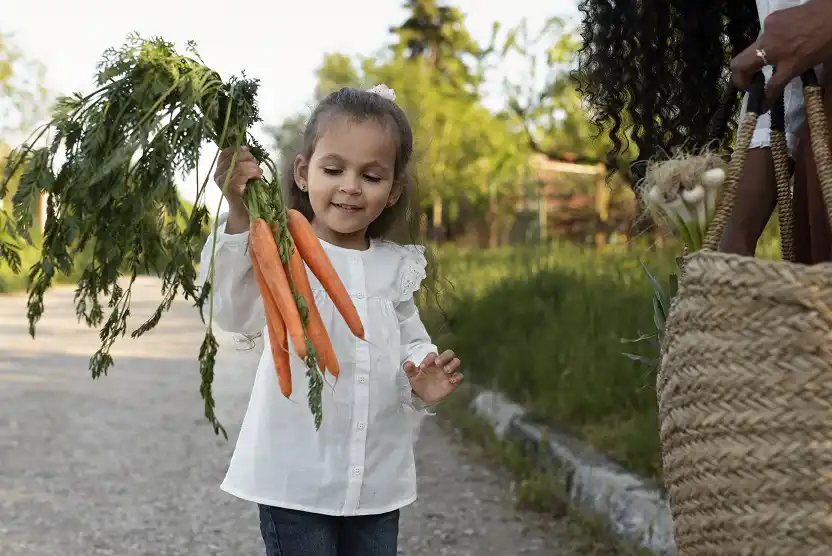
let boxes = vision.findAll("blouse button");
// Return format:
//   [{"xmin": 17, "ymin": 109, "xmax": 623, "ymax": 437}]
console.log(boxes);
[
  {"xmin": 356, "ymin": 292, "xmax": 364, "ymax": 299},
  {"xmin": 357, "ymin": 421, "xmax": 366, "ymax": 431},
  {"xmin": 359, "ymin": 376, "xmax": 367, "ymax": 384}
]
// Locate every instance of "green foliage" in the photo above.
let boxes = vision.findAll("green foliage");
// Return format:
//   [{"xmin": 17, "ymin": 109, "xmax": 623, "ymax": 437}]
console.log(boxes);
[
  {"xmin": 500, "ymin": 17, "xmax": 630, "ymax": 167},
  {"xmin": 423, "ymin": 243, "xmax": 681, "ymax": 478},
  {"xmin": 363, "ymin": 55, "xmax": 528, "ymax": 207},
  {"xmin": 313, "ymin": 53, "xmax": 362, "ymax": 102},
  {"xmin": 0, "ymin": 34, "xmax": 283, "ymax": 438},
  {"xmin": 389, "ymin": 0, "xmax": 484, "ymax": 91},
  {"xmin": 620, "ymin": 260, "xmax": 679, "ymax": 370},
  {"xmin": 268, "ymin": 4, "xmax": 629, "ymax": 232},
  {"xmin": 271, "ymin": 52, "xmax": 530, "ymax": 216},
  {"xmin": 0, "ymin": 31, "xmax": 50, "ymax": 135}
]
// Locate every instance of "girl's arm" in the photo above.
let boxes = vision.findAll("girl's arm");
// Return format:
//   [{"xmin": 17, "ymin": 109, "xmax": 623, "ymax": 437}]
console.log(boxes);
[
  {"xmin": 396, "ymin": 296, "xmax": 438, "ymax": 412},
  {"xmin": 197, "ymin": 212, "xmax": 266, "ymax": 335}
]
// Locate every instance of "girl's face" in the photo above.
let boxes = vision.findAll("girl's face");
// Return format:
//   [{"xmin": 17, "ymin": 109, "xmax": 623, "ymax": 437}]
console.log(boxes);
[{"xmin": 294, "ymin": 116, "xmax": 400, "ymax": 250}]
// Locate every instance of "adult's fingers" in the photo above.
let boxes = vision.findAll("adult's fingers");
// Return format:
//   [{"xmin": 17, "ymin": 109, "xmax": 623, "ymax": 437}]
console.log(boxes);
[
  {"xmin": 730, "ymin": 39, "xmax": 766, "ymax": 91},
  {"xmin": 764, "ymin": 62, "xmax": 798, "ymax": 107}
]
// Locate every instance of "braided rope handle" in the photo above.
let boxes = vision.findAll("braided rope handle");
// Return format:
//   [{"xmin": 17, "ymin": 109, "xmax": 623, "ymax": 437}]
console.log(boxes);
[
  {"xmin": 703, "ymin": 69, "xmax": 831, "ymax": 257},
  {"xmin": 801, "ymin": 71, "xmax": 832, "ymax": 233},
  {"xmin": 770, "ymin": 81, "xmax": 796, "ymax": 262}
]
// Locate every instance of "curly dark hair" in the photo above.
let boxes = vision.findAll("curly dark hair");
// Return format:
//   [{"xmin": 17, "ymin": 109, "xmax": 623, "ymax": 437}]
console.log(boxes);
[{"xmin": 574, "ymin": 0, "xmax": 760, "ymax": 189}]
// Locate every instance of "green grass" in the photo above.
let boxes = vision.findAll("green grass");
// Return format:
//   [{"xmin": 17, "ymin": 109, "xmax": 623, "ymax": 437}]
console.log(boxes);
[{"xmin": 423, "ymin": 229, "xmax": 783, "ymax": 481}]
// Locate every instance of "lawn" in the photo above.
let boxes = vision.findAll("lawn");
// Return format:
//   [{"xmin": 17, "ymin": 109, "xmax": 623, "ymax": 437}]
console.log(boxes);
[{"xmin": 421, "ymin": 232, "xmax": 782, "ymax": 480}]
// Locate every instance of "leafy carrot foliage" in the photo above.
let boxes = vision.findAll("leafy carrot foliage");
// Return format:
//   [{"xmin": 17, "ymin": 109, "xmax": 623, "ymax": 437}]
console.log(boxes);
[{"xmin": 0, "ymin": 34, "xmax": 284, "ymax": 437}]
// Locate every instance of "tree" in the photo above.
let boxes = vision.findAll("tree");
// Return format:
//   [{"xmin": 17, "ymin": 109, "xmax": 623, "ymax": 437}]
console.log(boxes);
[
  {"xmin": 493, "ymin": 17, "xmax": 641, "ymax": 240},
  {"xmin": 387, "ymin": 1, "xmax": 517, "ymax": 240},
  {"xmin": 388, "ymin": 0, "xmax": 483, "ymax": 91},
  {"xmin": 267, "ymin": 4, "xmax": 535, "ymax": 245},
  {"xmin": 0, "ymin": 31, "xmax": 49, "ymax": 137},
  {"xmin": 500, "ymin": 17, "xmax": 622, "ymax": 166},
  {"xmin": 1, "ymin": 32, "xmax": 50, "ymax": 235},
  {"xmin": 313, "ymin": 53, "xmax": 363, "ymax": 102},
  {"xmin": 265, "ymin": 53, "xmax": 363, "ymax": 175}
]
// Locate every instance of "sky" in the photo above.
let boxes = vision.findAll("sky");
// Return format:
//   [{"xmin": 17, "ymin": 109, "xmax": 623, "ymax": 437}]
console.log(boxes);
[{"xmin": 4, "ymin": 0, "xmax": 578, "ymax": 212}]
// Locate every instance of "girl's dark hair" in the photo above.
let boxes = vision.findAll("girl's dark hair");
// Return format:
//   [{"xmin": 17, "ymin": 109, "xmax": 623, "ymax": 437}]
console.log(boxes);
[
  {"xmin": 574, "ymin": 0, "xmax": 760, "ymax": 188},
  {"xmin": 283, "ymin": 87, "xmax": 415, "ymax": 239}
]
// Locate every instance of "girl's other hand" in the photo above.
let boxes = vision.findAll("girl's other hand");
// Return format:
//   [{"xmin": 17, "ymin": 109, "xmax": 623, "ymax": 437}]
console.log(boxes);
[
  {"xmin": 214, "ymin": 146, "xmax": 263, "ymax": 212},
  {"xmin": 405, "ymin": 350, "xmax": 463, "ymax": 405}
]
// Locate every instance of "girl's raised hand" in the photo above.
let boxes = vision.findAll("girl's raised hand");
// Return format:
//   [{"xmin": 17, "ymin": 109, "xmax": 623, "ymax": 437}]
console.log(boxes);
[
  {"xmin": 214, "ymin": 146, "xmax": 263, "ymax": 209},
  {"xmin": 404, "ymin": 350, "xmax": 464, "ymax": 406}
]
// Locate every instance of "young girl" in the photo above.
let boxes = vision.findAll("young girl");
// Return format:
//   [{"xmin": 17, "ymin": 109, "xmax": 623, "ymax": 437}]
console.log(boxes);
[{"xmin": 199, "ymin": 84, "xmax": 464, "ymax": 556}]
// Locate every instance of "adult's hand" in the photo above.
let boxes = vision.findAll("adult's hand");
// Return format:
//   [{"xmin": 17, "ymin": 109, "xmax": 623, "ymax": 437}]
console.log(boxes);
[{"xmin": 731, "ymin": 0, "xmax": 832, "ymax": 103}]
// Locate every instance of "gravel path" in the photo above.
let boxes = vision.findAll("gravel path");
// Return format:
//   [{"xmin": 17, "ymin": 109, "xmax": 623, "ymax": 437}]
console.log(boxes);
[{"xmin": 0, "ymin": 277, "xmax": 596, "ymax": 555}]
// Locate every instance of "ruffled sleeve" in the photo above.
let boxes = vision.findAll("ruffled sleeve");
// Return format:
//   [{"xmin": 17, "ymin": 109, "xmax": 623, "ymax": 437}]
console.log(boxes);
[
  {"xmin": 391, "ymin": 244, "xmax": 438, "ymax": 413},
  {"xmin": 197, "ymin": 213, "xmax": 266, "ymax": 335},
  {"xmin": 395, "ymin": 244, "xmax": 428, "ymax": 302}
]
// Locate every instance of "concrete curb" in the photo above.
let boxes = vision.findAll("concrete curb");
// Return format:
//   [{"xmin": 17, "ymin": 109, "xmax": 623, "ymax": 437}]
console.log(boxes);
[{"xmin": 470, "ymin": 389, "xmax": 677, "ymax": 555}]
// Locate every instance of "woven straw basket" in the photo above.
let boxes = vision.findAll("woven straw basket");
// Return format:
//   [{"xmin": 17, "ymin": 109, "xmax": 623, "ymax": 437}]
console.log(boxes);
[{"xmin": 658, "ymin": 69, "xmax": 832, "ymax": 555}]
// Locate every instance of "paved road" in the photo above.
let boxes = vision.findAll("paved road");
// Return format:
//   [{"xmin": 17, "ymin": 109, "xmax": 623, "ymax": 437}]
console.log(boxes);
[{"xmin": 0, "ymin": 277, "xmax": 598, "ymax": 555}]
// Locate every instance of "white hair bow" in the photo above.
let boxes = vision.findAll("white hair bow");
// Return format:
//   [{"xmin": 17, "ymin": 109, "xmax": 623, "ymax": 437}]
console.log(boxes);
[{"xmin": 366, "ymin": 84, "xmax": 396, "ymax": 102}]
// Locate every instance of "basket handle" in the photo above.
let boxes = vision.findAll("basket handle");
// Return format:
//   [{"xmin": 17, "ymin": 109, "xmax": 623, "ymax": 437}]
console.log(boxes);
[
  {"xmin": 800, "ymin": 70, "xmax": 832, "ymax": 233},
  {"xmin": 770, "ymin": 77, "xmax": 796, "ymax": 262},
  {"xmin": 703, "ymin": 69, "xmax": 832, "ymax": 255}
]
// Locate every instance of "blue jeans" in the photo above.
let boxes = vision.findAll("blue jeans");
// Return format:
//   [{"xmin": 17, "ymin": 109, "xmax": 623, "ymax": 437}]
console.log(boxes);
[{"xmin": 258, "ymin": 505, "xmax": 399, "ymax": 556}]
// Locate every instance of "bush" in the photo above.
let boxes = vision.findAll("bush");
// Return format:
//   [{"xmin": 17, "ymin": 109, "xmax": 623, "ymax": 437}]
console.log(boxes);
[
  {"xmin": 421, "ymin": 242, "xmax": 681, "ymax": 479},
  {"xmin": 0, "ymin": 240, "xmax": 90, "ymax": 294}
]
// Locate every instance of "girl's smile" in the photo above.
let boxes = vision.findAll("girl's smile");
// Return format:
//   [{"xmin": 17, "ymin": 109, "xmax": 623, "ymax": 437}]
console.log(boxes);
[{"xmin": 295, "ymin": 115, "xmax": 400, "ymax": 249}]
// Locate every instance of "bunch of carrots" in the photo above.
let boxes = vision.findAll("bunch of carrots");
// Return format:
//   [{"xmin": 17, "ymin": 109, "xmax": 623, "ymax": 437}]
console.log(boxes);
[
  {"xmin": 248, "ymin": 209, "xmax": 365, "ymax": 405},
  {"xmin": 0, "ymin": 35, "xmax": 365, "ymax": 435}
]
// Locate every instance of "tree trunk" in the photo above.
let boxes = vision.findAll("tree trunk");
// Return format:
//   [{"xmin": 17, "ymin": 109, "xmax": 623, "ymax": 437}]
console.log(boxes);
[
  {"xmin": 431, "ymin": 198, "xmax": 443, "ymax": 243},
  {"xmin": 488, "ymin": 193, "xmax": 498, "ymax": 248}
]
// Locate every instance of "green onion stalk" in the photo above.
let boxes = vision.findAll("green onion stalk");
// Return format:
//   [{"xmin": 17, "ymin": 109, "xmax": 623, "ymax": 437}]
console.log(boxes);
[
  {"xmin": 0, "ymin": 34, "xmax": 323, "ymax": 437},
  {"xmin": 645, "ymin": 166, "xmax": 726, "ymax": 252},
  {"xmin": 621, "ymin": 161, "xmax": 726, "ymax": 371}
]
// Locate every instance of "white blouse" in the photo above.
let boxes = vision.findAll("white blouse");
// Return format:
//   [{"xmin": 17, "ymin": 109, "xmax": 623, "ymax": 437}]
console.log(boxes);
[
  {"xmin": 740, "ymin": 0, "xmax": 816, "ymax": 155},
  {"xmin": 198, "ymin": 214, "xmax": 436, "ymax": 516}
]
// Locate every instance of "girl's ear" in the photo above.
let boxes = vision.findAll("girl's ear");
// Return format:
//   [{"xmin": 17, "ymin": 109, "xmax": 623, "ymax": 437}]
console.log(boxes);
[
  {"xmin": 293, "ymin": 154, "xmax": 309, "ymax": 190},
  {"xmin": 387, "ymin": 180, "xmax": 404, "ymax": 207}
]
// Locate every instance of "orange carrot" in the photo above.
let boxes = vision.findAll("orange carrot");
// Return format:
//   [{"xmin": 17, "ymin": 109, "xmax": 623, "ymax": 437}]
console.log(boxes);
[
  {"xmin": 286, "ymin": 243, "xmax": 340, "ymax": 379},
  {"xmin": 286, "ymin": 209, "xmax": 365, "ymax": 340},
  {"xmin": 250, "ymin": 218, "xmax": 307, "ymax": 358},
  {"xmin": 250, "ymin": 249, "xmax": 292, "ymax": 398}
]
